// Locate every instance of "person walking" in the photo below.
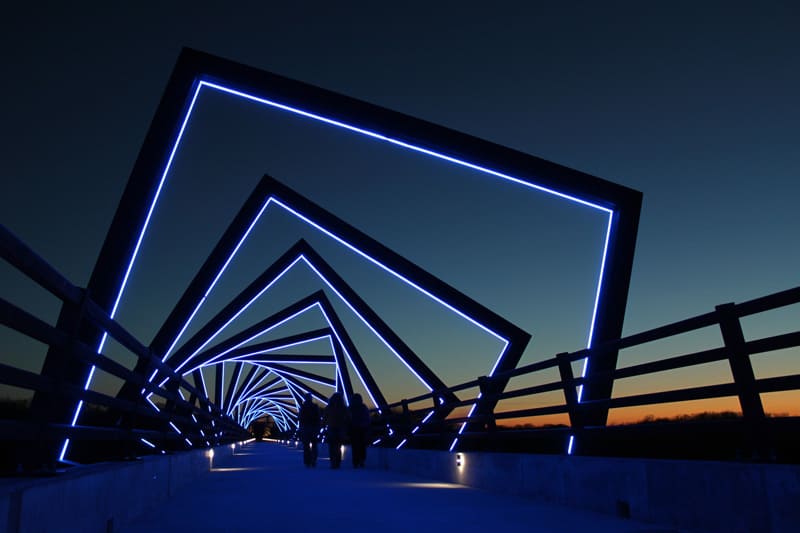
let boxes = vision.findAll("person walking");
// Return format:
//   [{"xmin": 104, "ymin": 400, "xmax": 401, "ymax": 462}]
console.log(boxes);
[
  {"xmin": 324, "ymin": 392, "xmax": 348, "ymax": 469},
  {"xmin": 348, "ymin": 393, "xmax": 370, "ymax": 468},
  {"xmin": 298, "ymin": 393, "xmax": 321, "ymax": 467}
]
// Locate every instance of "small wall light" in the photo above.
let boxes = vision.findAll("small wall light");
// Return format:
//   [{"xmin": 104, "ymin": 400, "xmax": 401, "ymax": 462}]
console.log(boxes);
[{"xmin": 456, "ymin": 453, "xmax": 463, "ymax": 468}]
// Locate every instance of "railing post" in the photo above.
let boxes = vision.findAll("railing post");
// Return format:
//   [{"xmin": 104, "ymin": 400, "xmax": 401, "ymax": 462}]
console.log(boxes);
[
  {"xmin": 29, "ymin": 287, "xmax": 91, "ymax": 470},
  {"xmin": 558, "ymin": 351, "xmax": 588, "ymax": 455},
  {"xmin": 716, "ymin": 303, "xmax": 765, "ymax": 422},
  {"xmin": 557, "ymin": 352, "xmax": 583, "ymax": 431},
  {"xmin": 477, "ymin": 376, "xmax": 497, "ymax": 432},
  {"xmin": 432, "ymin": 390, "xmax": 442, "ymax": 411},
  {"xmin": 122, "ymin": 349, "xmax": 151, "ymax": 459},
  {"xmin": 401, "ymin": 399, "xmax": 411, "ymax": 430},
  {"xmin": 716, "ymin": 303, "xmax": 771, "ymax": 460}
]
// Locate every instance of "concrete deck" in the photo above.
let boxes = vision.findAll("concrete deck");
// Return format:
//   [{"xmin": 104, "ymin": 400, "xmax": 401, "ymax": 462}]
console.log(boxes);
[{"xmin": 119, "ymin": 441, "xmax": 681, "ymax": 532}]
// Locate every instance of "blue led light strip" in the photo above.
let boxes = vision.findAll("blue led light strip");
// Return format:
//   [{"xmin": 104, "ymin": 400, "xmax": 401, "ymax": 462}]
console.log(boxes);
[
  {"xmin": 255, "ymin": 364, "xmax": 336, "ymax": 389},
  {"xmin": 175, "ymin": 297, "xmax": 319, "ymax": 374},
  {"xmin": 230, "ymin": 369, "xmax": 276, "ymax": 414},
  {"xmin": 230, "ymin": 378, "xmax": 292, "ymax": 413},
  {"xmin": 158, "ymin": 79, "xmax": 610, "ymax": 394},
  {"xmin": 59, "ymin": 82, "xmax": 207, "ymax": 461},
  {"xmin": 181, "ymin": 296, "xmax": 375, "ymax": 408},
  {"xmin": 164, "ymin": 196, "xmax": 506, "ymax": 398},
  {"xmin": 400, "ymin": 409, "xmax": 437, "ymax": 448},
  {"xmin": 195, "ymin": 81, "xmax": 614, "ymax": 451},
  {"xmin": 200, "ymin": 82, "xmax": 612, "ymax": 214},
  {"xmin": 65, "ymin": 75, "xmax": 615, "ymax": 461},
  {"xmin": 169, "ymin": 253, "xmax": 398, "ymax": 411}
]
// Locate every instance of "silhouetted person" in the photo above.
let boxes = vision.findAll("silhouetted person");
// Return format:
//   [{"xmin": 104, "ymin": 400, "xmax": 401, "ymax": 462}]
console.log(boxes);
[
  {"xmin": 348, "ymin": 393, "xmax": 370, "ymax": 468},
  {"xmin": 298, "ymin": 393, "xmax": 321, "ymax": 467},
  {"xmin": 324, "ymin": 392, "xmax": 348, "ymax": 469}
]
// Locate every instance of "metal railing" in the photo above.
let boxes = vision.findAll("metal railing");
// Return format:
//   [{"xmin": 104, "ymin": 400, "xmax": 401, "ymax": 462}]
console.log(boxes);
[
  {"xmin": 1, "ymin": 224, "xmax": 248, "ymax": 472},
  {"xmin": 2, "ymin": 218, "xmax": 799, "ymax": 470},
  {"xmin": 372, "ymin": 286, "xmax": 799, "ymax": 461}
]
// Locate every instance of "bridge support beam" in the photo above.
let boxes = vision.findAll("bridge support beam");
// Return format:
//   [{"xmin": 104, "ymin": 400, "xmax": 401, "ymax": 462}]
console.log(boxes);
[{"xmin": 54, "ymin": 47, "xmax": 641, "ymax": 462}]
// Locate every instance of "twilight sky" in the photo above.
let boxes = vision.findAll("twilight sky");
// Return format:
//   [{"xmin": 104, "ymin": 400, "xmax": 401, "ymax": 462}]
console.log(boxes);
[{"xmin": 1, "ymin": 2, "xmax": 798, "ymax": 421}]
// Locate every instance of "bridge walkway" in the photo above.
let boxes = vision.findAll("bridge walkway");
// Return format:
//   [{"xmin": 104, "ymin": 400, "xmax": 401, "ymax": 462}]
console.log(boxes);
[{"xmin": 119, "ymin": 441, "xmax": 677, "ymax": 532}]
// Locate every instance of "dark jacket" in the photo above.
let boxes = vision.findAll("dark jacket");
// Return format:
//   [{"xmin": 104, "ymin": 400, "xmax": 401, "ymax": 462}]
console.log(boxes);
[
  {"xmin": 349, "ymin": 401, "xmax": 370, "ymax": 431},
  {"xmin": 325, "ymin": 393, "xmax": 349, "ymax": 430},
  {"xmin": 299, "ymin": 400, "xmax": 320, "ymax": 440}
]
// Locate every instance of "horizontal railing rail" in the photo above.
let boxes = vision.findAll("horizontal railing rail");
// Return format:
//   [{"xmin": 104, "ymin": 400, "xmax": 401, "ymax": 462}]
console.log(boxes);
[
  {"xmin": 2, "ymin": 217, "xmax": 798, "ymax": 468},
  {"xmin": 372, "ymin": 285, "xmax": 799, "ymax": 459},
  {"xmin": 1, "ymin": 224, "xmax": 248, "ymax": 471}
]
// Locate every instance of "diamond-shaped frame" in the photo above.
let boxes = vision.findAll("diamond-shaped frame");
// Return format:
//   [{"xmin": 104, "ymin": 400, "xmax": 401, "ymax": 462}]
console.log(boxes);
[{"xmin": 41, "ymin": 48, "xmax": 641, "ymax": 460}]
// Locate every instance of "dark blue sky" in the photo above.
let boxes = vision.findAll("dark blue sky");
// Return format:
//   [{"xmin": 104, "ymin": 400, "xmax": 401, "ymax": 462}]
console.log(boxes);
[{"xmin": 1, "ymin": 2, "xmax": 798, "ymax": 415}]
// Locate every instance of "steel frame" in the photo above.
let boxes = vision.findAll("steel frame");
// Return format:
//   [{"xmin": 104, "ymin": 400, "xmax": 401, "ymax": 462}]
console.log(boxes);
[{"xmin": 34, "ymin": 48, "xmax": 641, "ymax": 461}]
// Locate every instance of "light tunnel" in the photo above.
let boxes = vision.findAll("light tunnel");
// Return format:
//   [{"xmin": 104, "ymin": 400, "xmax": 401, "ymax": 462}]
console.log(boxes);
[
  {"xmin": 144, "ymin": 227, "xmax": 518, "ymax": 450},
  {"xmin": 121, "ymin": 176, "xmax": 529, "ymax": 454},
  {"xmin": 55, "ymin": 48, "xmax": 640, "ymax": 461}
]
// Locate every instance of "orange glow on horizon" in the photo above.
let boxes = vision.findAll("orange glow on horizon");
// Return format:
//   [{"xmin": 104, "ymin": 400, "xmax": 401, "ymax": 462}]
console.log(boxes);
[{"xmin": 492, "ymin": 393, "xmax": 799, "ymax": 429}]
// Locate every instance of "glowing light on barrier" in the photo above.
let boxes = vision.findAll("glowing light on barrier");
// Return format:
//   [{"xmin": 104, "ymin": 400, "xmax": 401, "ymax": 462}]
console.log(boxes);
[
  {"xmin": 59, "ymin": 439, "xmax": 70, "ymax": 461},
  {"xmin": 449, "ymin": 395, "xmax": 482, "ymax": 452},
  {"xmin": 70, "ymin": 400, "xmax": 84, "ymax": 426},
  {"xmin": 410, "ymin": 410, "xmax": 436, "ymax": 436}
]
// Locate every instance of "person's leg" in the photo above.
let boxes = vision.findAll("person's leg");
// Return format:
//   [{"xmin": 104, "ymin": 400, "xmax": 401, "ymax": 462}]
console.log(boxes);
[
  {"xmin": 329, "ymin": 432, "xmax": 341, "ymax": 468},
  {"xmin": 352, "ymin": 429, "xmax": 364, "ymax": 467},
  {"xmin": 311, "ymin": 438, "xmax": 318, "ymax": 466},
  {"xmin": 360, "ymin": 435, "xmax": 368, "ymax": 467}
]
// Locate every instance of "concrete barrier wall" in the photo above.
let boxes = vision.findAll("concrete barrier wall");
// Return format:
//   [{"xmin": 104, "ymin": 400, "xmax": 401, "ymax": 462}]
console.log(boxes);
[
  {"xmin": 365, "ymin": 447, "xmax": 800, "ymax": 533},
  {"xmin": 0, "ymin": 443, "xmax": 237, "ymax": 533},
  {"xmin": 5, "ymin": 443, "xmax": 797, "ymax": 532}
]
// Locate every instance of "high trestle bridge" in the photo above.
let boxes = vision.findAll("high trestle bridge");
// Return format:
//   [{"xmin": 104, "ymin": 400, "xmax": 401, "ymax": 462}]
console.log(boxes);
[{"xmin": 1, "ymin": 49, "xmax": 798, "ymax": 532}]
